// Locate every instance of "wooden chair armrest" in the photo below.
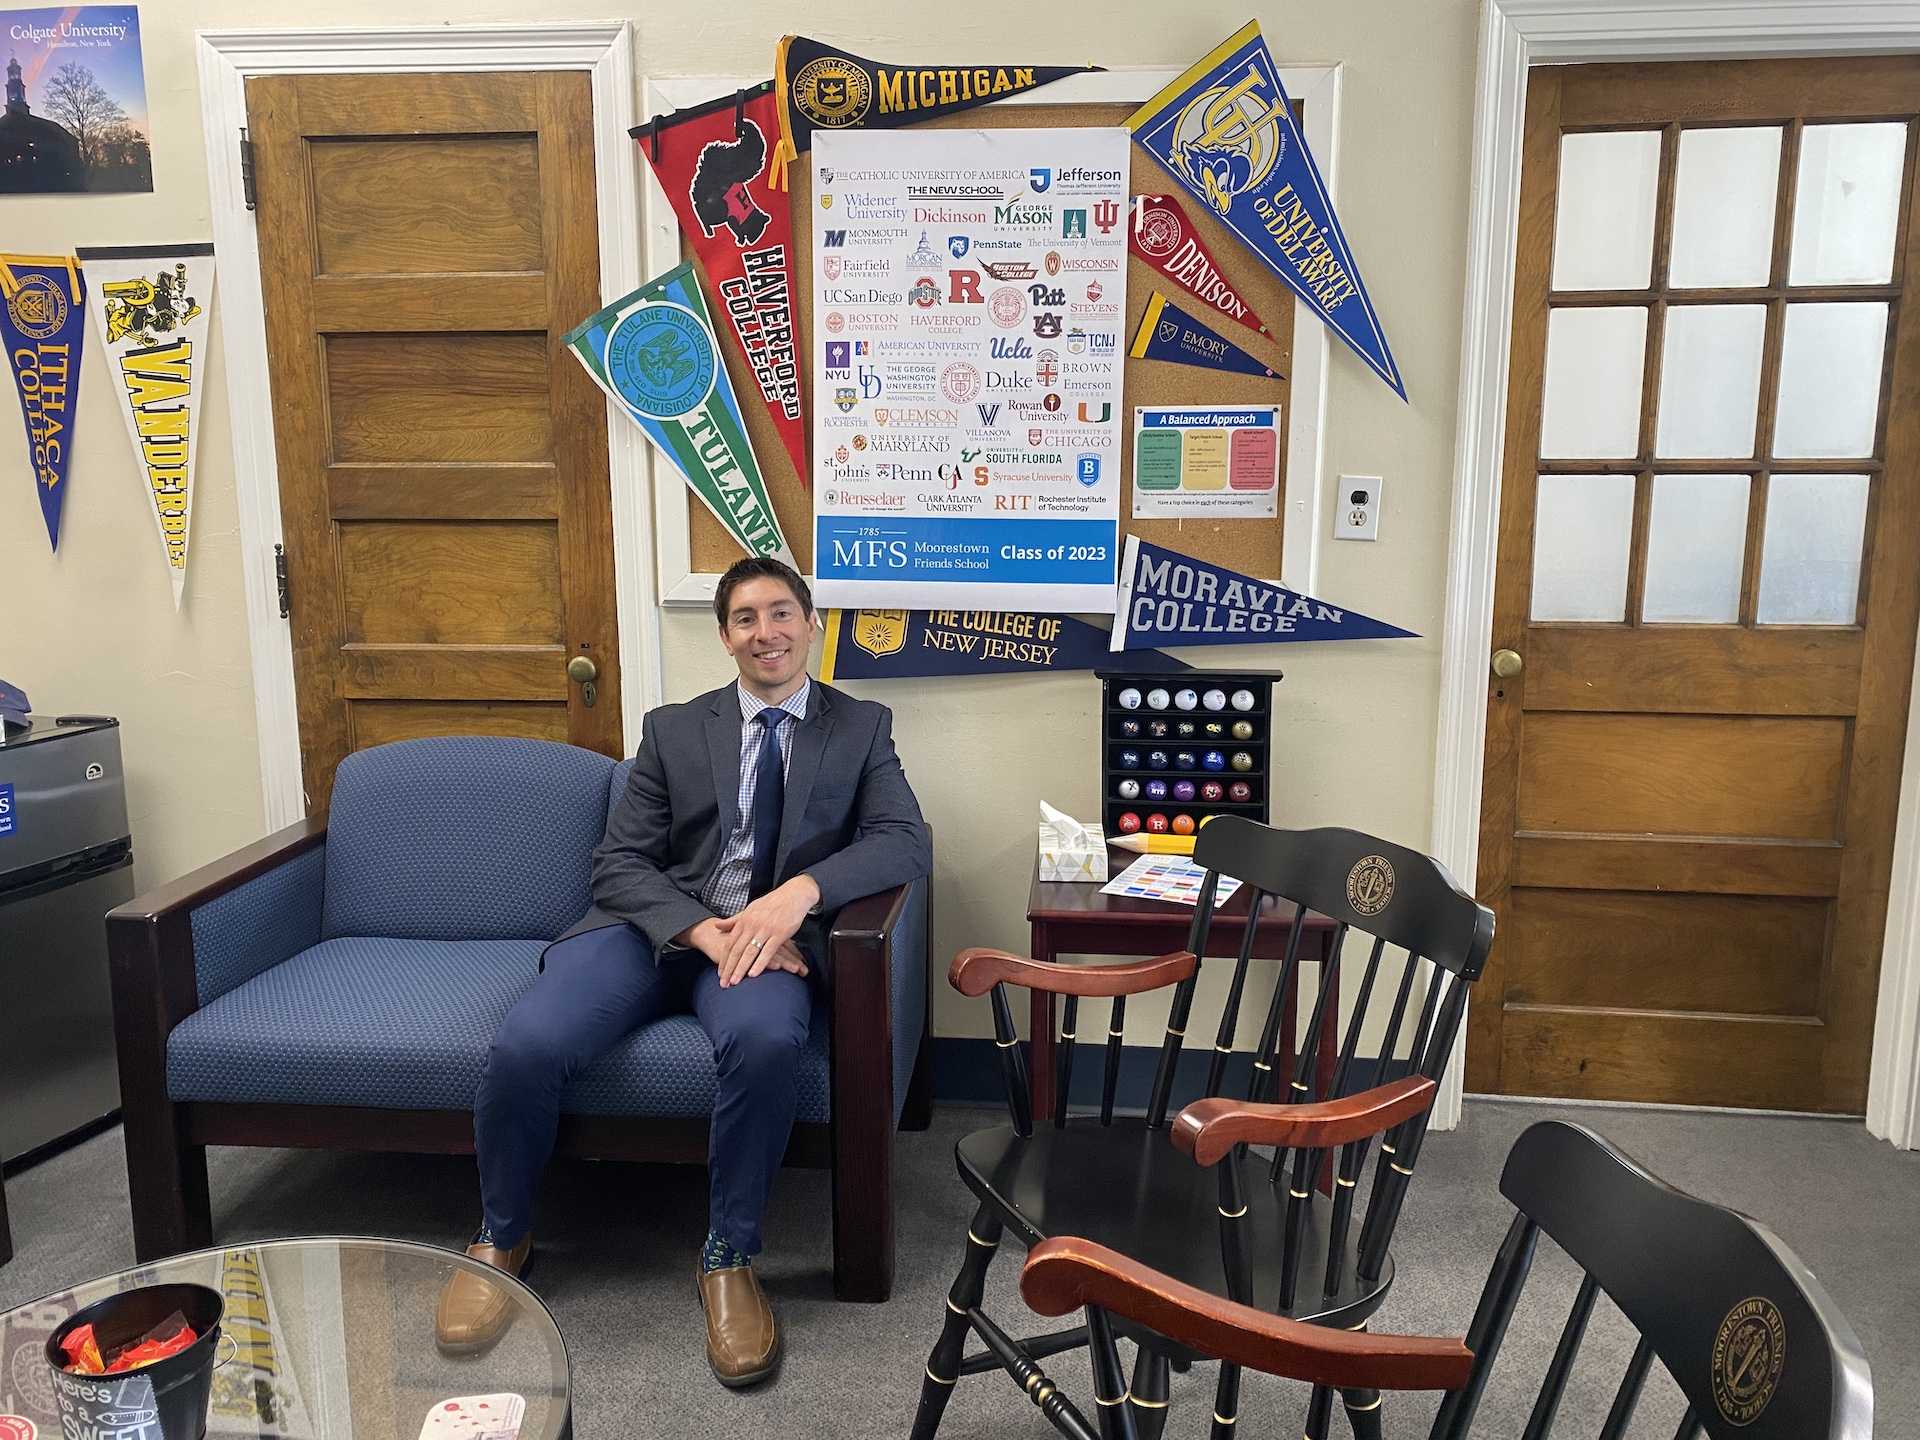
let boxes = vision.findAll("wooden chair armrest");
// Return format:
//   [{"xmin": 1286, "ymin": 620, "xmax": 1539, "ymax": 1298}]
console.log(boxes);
[
  {"xmin": 949, "ymin": 947, "xmax": 1196, "ymax": 998},
  {"xmin": 829, "ymin": 878, "xmax": 914, "ymax": 950},
  {"xmin": 1020, "ymin": 1237, "xmax": 1471, "ymax": 1391},
  {"xmin": 1171, "ymin": 1075, "xmax": 1438, "ymax": 1166},
  {"xmin": 108, "ymin": 817, "xmax": 327, "ymax": 923}
]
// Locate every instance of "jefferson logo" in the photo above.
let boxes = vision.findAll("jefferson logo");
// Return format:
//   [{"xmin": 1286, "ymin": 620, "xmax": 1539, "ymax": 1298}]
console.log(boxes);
[{"xmin": 1029, "ymin": 167, "xmax": 1052, "ymax": 193}]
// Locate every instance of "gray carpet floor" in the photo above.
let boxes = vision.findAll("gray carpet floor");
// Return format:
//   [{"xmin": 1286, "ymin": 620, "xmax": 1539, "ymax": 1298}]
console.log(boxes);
[{"xmin": 2, "ymin": 1099, "xmax": 1913, "ymax": 1437}]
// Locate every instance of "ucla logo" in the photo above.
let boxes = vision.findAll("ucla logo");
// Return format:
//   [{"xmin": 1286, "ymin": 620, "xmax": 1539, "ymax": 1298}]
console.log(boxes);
[
  {"xmin": 604, "ymin": 301, "xmax": 715, "ymax": 420},
  {"xmin": 1172, "ymin": 63, "xmax": 1287, "ymax": 215}
]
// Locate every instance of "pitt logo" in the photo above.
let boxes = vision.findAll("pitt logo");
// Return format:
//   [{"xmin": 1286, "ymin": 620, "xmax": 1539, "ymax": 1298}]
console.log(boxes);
[
  {"xmin": 1712, "ymin": 1298, "xmax": 1786, "ymax": 1425},
  {"xmin": 1172, "ymin": 64, "xmax": 1287, "ymax": 215},
  {"xmin": 792, "ymin": 57, "xmax": 873, "ymax": 127},
  {"xmin": 1345, "ymin": 855, "xmax": 1394, "ymax": 917},
  {"xmin": 852, "ymin": 609, "xmax": 909, "ymax": 659}
]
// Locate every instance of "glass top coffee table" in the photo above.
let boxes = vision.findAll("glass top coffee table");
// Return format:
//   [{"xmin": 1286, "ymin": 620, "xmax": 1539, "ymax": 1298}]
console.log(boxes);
[{"xmin": 0, "ymin": 1236, "xmax": 569, "ymax": 1438}]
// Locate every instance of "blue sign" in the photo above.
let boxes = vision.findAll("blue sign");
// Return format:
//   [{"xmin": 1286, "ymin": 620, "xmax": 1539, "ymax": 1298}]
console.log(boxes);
[
  {"xmin": 0, "ymin": 784, "xmax": 15, "ymax": 838},
  {"xmin": 1129, "ymin": 22, "xmax": 1404, "ymax": 399},
  {"xmin": 822, "ymin": 608, "xmax": 1189, "ymax": 682},
  {"xmin": 1111, "ymin": 536, "xmax": 1418, "ymax": 650},
  {"xmin": 1, "ymin": 256, "xmax": 87, "ymax": 550},
  {"xmin": 1130, "ymin": 291, "xmax": 1278, "ymax": 378}
]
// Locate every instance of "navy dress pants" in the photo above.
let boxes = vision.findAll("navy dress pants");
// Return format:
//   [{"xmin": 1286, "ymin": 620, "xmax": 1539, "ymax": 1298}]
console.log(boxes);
[{"xmin": 474, "ymin": 922, "xmax": 811, "ymax": 1254}]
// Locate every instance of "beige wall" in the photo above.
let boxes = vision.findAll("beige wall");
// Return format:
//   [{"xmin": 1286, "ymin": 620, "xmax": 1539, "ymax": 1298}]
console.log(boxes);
[{"xmin": 1, "ymin": 1, "xmax": 1480, "ymax": 1041}]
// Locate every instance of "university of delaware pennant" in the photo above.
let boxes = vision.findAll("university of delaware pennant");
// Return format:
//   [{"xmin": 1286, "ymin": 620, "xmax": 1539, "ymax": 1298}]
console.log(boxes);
[
  {"xmin": 772, "ymin": 35, "xmax": 1100, "ymax": 184},
  {"xmin": 0, "ymin": 254, "xmax": 85, "ymax": 552},
  {"xmin": 1128, "ymin": 22, "xmax": 1405, "ymax": 399},
  {"xmin": 821, "ymin": 608, "xmax": 1189, "ymax": 682},
  {"xmin": 1129, "ymin": 291, "xmax": 1279, "ymax": 378},
  {"xmin": 75, "ymin": 244, "xmax": 215, "ymax": 607},
  {"xmin": 1110, "ymin": 536, "xmax": 1417, "ymax": 650}
]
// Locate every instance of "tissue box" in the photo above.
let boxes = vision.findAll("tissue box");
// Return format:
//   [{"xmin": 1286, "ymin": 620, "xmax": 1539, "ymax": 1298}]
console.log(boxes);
[{"xmin": 1039, "ymin": 821, "xmax": 1108, "ymax": 882}]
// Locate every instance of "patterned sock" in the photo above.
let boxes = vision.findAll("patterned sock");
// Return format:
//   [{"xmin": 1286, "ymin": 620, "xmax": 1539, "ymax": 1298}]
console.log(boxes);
[{"xmin": 701, "ymin": 1230, "xmax": 752, "ymax": 1273}]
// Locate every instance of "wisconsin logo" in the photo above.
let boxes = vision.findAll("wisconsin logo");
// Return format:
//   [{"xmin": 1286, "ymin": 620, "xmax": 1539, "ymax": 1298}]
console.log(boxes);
[
  {"xmin": 852, "ymin": 609, "xmax": 909, "ymax": 659},
  {"xmin": 1044, "ymin": 250, "xmax": 1063, "ymax": 277},
  {"xmin": 1172, "ymin": 63, "xmax": 1288, "ymax": 215}
]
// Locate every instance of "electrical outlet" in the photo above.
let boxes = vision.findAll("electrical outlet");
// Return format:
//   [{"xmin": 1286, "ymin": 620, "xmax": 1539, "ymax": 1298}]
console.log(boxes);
[{"xmin": 1335, "ymin": 475, "xmax": 1382, "ymax": 541}]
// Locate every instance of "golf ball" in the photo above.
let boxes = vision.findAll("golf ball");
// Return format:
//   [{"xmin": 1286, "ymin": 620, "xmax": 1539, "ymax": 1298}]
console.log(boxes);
[
  {"xmin": 1174, "ymin": 688, "xmax": 1199, "ymax": 711},
  {"xmin": 1148, "ymin": 719, "xmax": 1170, "ymax": 738},
  {"xmin": 1232, "ymin": 720, "xmax": 1254, "ymax": 741},
  {"xmin": 1147, "ymin": 750, "xmax": 1170, "ymax": 770},
  {"xmin": 1174, "ymin": 750, "xmax": 1197, "ymax": 770},
  {"xmin": 1171, "ymin": 814, "xmax": 1196, "ymax": 835},
  {"xmin": 1201, "ymin": 781, "xmax": 1224, "ymax": 801},
  {"xmin": 1116, "ymin": 779, "xmax": 1141, "ymax": 800},
  {"xmin": 1201, "ymin": 750, "xmax": 1227, "ymax": 772},
  {"xmin": 1117, "ymin": 811, "xmax": 1142, "ymax": 833},
  {"xmin": 1202, "ymin": 689, "xmax": 1227, "ymax": 711},
  {"xmin": 1118, "ymin": 687, "xmax": 1142, "ymax": 709},
  {"xmin": 1146, "ymin": 688, "xmax": 1172, "ymax": 711},
  {"xmin": 1173, "ymin": 780, "xmax": 1196, "ymax": 802},
  {"xmin": 1231, "ymin": 751, "xmax": 1254, "ymax": 772},
  {"xmin": 1120, "ymin": 719, "xmax": 1142, "ymax": 737},
  {"xmin": 1119, "ymin": 749, "xmax": 1141, "ymax": 769},
  {"xmin": 1145, "ymin": 813, "xmax": 1170, "ymax": 834},
  {"xmin": 1145, "ymin": 779, "xmax": 1169, "ymax": 800},
  {"xmin": 1230, "ymin": 688, "xmax": 1256, "ymax": 712},
  {"xmin": 1229, "ymin": 781, "xmax": 1253, "ymax": 802}
]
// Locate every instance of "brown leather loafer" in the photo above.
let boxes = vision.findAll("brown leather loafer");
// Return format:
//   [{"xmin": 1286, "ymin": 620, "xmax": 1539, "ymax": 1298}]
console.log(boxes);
[
  {"xmin": 697, "ymin": 1264, "xmax": 781, "ymax": 1387},
  {"xmin": 435, "ymin": 1233, "xmax": 532, "ymax": 1355}
]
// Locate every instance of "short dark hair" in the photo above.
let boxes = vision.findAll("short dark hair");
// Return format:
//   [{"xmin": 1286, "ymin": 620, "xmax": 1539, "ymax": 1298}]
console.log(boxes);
[{"xmin": 713, "ymin": 556, "xmax": 814, "ymax": 627}]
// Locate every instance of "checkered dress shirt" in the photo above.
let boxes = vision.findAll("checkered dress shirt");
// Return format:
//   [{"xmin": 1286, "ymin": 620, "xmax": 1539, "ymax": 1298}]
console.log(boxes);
[{"xmin": 699, "ymin": 679, "xmax": 811, "ymax": 917}]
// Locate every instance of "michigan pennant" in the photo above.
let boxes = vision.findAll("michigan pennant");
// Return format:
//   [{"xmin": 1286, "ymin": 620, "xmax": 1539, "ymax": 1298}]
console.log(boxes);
[
  {"xmin": 0, "ymin": 254, "xmax": 85, "ymax": 552},
  {"xmin": 1111, "ymin": 536, "xmax": 1417, "ymax": 650},
  {"xmin": 75, "ymin": 244, "xmax": 214, "ymax": 607},
  {"xmin": 1130, "ymin": 194, "xmax": 1268, "ymax": 338},
  {"xmin": 821, "ymin": 608, "xmax": 1189, "ymax": 682},
  {"xmin": 772, "ymin": 35, "xmax": 1100, "ymax": 184},
  {"xmin": 1129, "ymin": 292, "xmax": 1279, "ymax": 378},
  {"xmin": 633, "ymin": 82, "xmax": 808, "ymax": 486},
  {"xmin": 1129, "ymin": 22, "xmax": 1404, "ymax": 399},
  {"xmin": 565, "ymin": 260, "xmax": 793, "ymax": 564}
]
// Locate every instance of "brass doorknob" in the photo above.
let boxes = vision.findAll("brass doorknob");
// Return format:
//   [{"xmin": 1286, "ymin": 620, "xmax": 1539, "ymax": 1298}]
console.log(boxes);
[
  {"xmin": 1490, "ymin": 648, "xmax": 1523, "ymax": 679},
  {"xmin": 566, "ymin": 655, "xmax": 598, "ymax": 683}
]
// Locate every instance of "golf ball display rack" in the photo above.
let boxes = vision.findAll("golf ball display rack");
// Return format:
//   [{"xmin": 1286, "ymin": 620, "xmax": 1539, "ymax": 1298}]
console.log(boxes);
[{"xmin": 1100, "ymin": 670, "xmax": 1278, "ymax": 839}]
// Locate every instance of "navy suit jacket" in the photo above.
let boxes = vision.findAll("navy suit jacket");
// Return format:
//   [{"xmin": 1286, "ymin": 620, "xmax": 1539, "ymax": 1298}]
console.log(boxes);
[{"xmin": 557, "ymin": 680, "xmax": 932, "ymax": 963}]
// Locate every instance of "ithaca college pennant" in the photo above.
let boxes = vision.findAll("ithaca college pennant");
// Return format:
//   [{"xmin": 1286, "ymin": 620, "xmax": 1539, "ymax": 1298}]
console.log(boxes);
[
  {"xmin": 1129, "ymin": 22, "xmax": 1404, "ymax": 399},
  {"xmin": 772, "ymin": 35, "xmax": 1100, "ymax": 183},
  {"xmin": 1111, "ymin": 536, "xmax": 1417, "ymax": 650},
  {"xmin": 565, "ymin": 260, "xmax": 793, "ymax": 565},
  {"xmin": 633, "ymin": 82, "xmax": 808, "ymax": 486},
  {"xmin": 1129, "ymin": 292, "xmax": 1279, "ymax": 378},
  {"xmin": 75, "ymin": 244, "xmax": 215, "ymax": 607},
  {"xmin": 821, "ymin": 608, "xmax": 1190, "ymax": 681},
  {"xmin": 0, "ymin": 255, "xmax": 85, "ymax": 552},
  {"xmin": 1130, "ymin": 194, "xmax": 1269, "ymax": 338}
]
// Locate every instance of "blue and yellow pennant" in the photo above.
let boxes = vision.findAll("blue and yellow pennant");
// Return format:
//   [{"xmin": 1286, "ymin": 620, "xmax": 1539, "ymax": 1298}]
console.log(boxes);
[{"xmin": 0, "ymin": 254, "xmax": 86, "ymax": 552}]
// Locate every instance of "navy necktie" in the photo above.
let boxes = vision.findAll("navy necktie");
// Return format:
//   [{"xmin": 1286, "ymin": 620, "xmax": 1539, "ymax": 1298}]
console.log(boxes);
[{"xmin": 748, "ymin": 709, "xmax": 789, "ymax": 900}]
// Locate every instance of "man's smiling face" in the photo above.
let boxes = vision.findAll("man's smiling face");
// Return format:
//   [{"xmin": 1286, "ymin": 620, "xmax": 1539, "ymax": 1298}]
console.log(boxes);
[{"xmin": 720, "ymin": 575, "xmax": 813, "ymax": 698}]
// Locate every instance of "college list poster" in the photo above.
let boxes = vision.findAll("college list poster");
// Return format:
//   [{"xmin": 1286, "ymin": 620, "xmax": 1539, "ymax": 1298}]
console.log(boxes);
[{"xmin": 810, "ymin": 126, "xmax": 1128, "ymax": 612}]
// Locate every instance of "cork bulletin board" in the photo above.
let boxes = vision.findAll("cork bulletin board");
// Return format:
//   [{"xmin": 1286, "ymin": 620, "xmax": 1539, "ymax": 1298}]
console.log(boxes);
[{"xmin": 647, "ymin": 68, "xmax": 1338, "ymax": 598}]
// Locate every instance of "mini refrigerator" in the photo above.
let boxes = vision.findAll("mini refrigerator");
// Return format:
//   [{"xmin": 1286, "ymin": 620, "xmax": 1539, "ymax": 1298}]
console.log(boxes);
[{"xmin": 0, "ymin": 715, "xmax": 133, "ymax": 1161}]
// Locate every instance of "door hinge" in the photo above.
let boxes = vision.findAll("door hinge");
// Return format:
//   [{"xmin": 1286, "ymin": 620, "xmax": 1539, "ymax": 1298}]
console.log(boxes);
[
  {"xmin": 274, "ymin": 543, "xmax": 289, "ymax": 618},
  {"xmin": 239, "ymin": 128, "xmax": 256, "ymax": 210}
]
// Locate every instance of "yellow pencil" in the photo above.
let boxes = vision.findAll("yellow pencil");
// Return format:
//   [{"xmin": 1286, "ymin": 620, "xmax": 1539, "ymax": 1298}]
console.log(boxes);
[{"xmin": 1111, "ymin": 833, "xmax": 1196, "ymax": 855}]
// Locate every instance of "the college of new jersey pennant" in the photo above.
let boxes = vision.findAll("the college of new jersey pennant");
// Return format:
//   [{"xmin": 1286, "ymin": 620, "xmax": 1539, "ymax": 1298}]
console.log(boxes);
[
  {"xmin": 633, "ymin": 82, "xmax": 808, "ymax": 486},
  {"xmin": 821, "ymin": 608, "xmax": 1189, "ymax": 682},
  {"xmin": 1130, "ymin": 194, "xmax": 1268, "ymax": 338},
  {"xmin": 773, "ymin": 35, "xmax": 1100, "ymax": 183},
  {"xmin": 75, "ymin": 244, "xmax": 215, "ymax": 607},
  {"xmin": 1129, "ymin": 22, "xmax": 1404, "ymax": 399},
  {"xmin": 565, "ymin": 260, "xmax": 793, "ymax": 565},
  {"xmin": 1129, "ymin": 292, "xmax": 1279, "ymax": 378},
  {"xmin": 0, "ymin": 255, "xmax": 85, "ymax": 553},
  {"xmin": 1111, "ymin": 536, "xmax": 1417, "ymax": 650}
]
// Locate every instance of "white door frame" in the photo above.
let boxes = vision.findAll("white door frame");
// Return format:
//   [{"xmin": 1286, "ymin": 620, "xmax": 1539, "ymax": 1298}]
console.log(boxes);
[
  {"xmin": 1432, "ymin": 0, "xmax": 1920, "ymax": 1143},
  {"xmin": 196, "ymin": 22, "xmax": 661, "ymax": 832}
]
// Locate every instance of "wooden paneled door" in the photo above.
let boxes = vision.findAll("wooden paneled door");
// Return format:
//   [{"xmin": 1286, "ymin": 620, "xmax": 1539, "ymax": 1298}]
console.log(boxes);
[
  {"xmin": 1475, "ymin": 58, "xmax": 1920, "ymax": 1110},
  {"xmin": 247, "ymin": 71, "xmax": 621, "ymax": 815}
]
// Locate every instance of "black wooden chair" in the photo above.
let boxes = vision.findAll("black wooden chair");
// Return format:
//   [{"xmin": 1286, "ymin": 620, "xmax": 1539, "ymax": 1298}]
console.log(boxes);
[
  {"xmin": 1013, "ymin": 1119, "xmax": 1873, "ymax": 1440},
  {"xmin": 912, "ymin": 817, "xmax": 1496, "ymax": 1440}
]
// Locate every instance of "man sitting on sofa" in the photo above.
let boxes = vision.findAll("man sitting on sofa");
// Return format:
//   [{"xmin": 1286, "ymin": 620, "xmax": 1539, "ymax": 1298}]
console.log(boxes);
[{"xmin": 435, "ymin": 556, "xmax": 932, "ymax": 1386}]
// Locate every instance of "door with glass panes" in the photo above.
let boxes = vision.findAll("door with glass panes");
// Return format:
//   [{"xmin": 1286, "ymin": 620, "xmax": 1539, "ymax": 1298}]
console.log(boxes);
[{"xmin": 1474, "ymin": 58, "xmax": 1920, "ymax": 1110}]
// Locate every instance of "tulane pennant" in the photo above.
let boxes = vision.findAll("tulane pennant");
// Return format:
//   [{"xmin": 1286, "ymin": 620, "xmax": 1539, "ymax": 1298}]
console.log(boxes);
[{"xmin": 1128, "ymin": 22, "xmax": 1405, "ymax": 399}]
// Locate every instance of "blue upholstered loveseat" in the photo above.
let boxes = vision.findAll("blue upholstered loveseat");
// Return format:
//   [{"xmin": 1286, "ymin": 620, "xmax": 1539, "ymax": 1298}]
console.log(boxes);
[{"xmin": 105, "ymin": 737, "xmax": 931, "ymax": 1301}]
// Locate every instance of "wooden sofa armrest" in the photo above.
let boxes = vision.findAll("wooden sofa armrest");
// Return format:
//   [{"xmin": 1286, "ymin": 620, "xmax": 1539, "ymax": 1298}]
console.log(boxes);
[
  {"xmin": 1021, "ymin": 1237, "xmax": 1471, "ymax": 1391},
  {"xmin": 830, "ymin": 876, "xmax": 914, "ymax": 947},
  {"xmin": 111, "ymin": 818, "xmax": 327, "ymax": 926},
  {"xmin": 949, "ymin": 947, "xmax": 1195, "ymax": 998},
  {"xmin": 1171, "ymin": 1076, "xmax": 1438, "ymax": 1167}
]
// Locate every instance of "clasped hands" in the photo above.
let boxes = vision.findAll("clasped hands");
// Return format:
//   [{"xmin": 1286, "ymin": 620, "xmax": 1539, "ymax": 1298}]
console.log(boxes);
[{"xmin": 678, "ymin": 874, "xmax": 820, "ymax": 987}]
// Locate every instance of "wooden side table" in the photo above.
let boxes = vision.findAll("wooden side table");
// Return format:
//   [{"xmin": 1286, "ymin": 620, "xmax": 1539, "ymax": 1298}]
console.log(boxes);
[{"xmin": 1025, "ymin": 847, "xmax": 1341, "ymax": 1119}]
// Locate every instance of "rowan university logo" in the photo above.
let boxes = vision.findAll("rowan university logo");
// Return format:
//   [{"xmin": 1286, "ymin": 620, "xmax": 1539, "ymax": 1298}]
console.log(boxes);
[
  {"xmin": 1712, "ymin": 1297, "xmax": 1787, "ymax": 1425},
  {"xmin": 792, "ymin": 56, "xmax": 873, "ymax": 128},
  {"xmin": 1172, "ymin": 63, "xmax": 1288, "ymax": 216},
  {"xmin": 852, "ymin": 609, "xmax": 908, "ymax": 659},
  {"xmin": 1345, "ymin": 855, "xmax": 1394, "ymax": 916}
]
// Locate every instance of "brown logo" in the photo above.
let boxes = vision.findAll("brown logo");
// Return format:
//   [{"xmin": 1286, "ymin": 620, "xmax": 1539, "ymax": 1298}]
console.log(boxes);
[
  {"xmin": 1712, "ymin": 1296, "xmax": 1786, "ymax": 1426},
  {"xmin": 1346, "ymin": 855, "xmax": 1394, "ymax": 916}
]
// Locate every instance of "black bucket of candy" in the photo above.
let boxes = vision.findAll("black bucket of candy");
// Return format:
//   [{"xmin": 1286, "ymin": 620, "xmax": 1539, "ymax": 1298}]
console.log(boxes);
[{"xmin": 44, "ymin": 1282, "xmax": 226, "ymax": 1440}]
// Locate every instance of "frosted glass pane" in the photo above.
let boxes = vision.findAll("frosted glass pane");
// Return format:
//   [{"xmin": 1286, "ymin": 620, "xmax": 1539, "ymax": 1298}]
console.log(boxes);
[
  {"xmin": 1540, "ymin": 307, "xmax": 1647, "ymax": 459},
  {"xmin": 1669, "ymin": 127, "xmax": 1782, "ymax": 288},
  {"xmin": 1790, "ymin": 123, "xmax": 1906, "ymax": 285},
  {"xmin": 1644, "ymin": 474, "xmax": 1749, "ymax": 623},
  {"xmin": 1655, "ymin": 305, "xmax": 1765, "ymax": 459},
  {"xmin": 1532, "ymin": 474, "xmax": 1635, "ymax": 621},
  {"xmin": 1553, "ymin": 131, "xmax": 1661, "ymax": 290},
  {"xmin": 1758, "ymin": 474, "xmax": 1869, "ymax": 624},
  {"xmin": 1773, "ymin": 303, "xmax": 1886, "ymax": 458}
]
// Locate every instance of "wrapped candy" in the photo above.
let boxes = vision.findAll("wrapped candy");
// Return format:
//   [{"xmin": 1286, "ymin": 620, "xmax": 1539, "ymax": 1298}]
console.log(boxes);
[{"xmin": 60, "ymin": 1312, "xmax": 199, "ymax": 1375}]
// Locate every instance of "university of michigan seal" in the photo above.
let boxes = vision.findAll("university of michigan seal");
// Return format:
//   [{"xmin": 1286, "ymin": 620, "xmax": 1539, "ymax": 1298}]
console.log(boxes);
[
  {"xmin": 1345, "ymin": 854, "xmax": 1395, "ymax": 916},
  {"xmin": 1712, "ymin": 1296, "xmax": 1786, "ymax": 1425},
  {"xmin": 603, "ymin": 301, "xmax": 716, "ymax": 421},
  {"xmin": 791, "ymin": 56, "xmax": 872, "ymax": 128}
]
